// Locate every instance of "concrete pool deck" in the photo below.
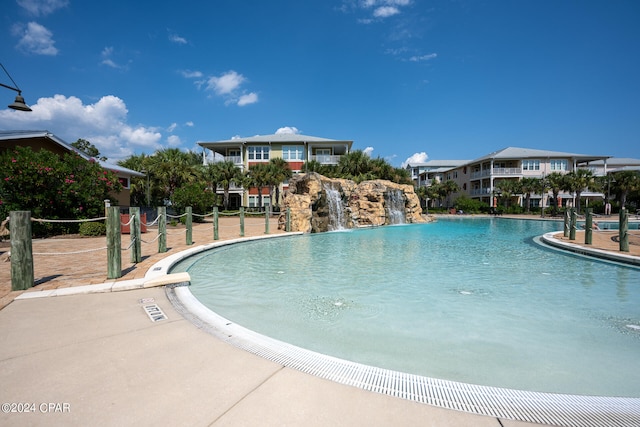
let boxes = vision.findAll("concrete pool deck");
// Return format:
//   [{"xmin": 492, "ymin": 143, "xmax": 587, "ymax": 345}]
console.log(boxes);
[{"xmin": 1, "ymin": 215, "xmax": 638, "ymax": 426}]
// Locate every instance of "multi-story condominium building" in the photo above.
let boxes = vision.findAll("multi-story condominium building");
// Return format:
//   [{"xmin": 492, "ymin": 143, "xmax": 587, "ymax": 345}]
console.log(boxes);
[
  {"xmin": 421, "ymin": 147, "xmax": 615, "ymax": 209},
  {"xmin": 406, "ymin": 160, "xmax": 469, "ymax": 188},
  {"xmin": 198, "ymin": 133, "xmax": 352, "ymax": 209}
]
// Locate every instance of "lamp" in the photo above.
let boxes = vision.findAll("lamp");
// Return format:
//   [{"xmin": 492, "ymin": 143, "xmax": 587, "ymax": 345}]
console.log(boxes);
[{"xmin": 1, "ymin": 63, "xmax": 32, "ymax": 112}]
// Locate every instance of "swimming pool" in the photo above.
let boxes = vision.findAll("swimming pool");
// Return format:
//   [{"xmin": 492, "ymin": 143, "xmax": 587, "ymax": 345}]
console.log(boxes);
[{"xmin": 170, "ymin": 217, "xmax": 640, "ymax": 397}]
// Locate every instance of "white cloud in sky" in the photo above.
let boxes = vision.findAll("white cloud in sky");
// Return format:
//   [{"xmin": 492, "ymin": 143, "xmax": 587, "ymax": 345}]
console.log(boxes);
[
  {"xmin": 374, "ymin": 6, "xmax": 399, "ymax": 18},
  {"xmin": 409, "ymin": 53, "xmax": 437, "ymax": 62},
  {"xmin": 168, "ymin": 31, "xmax": 187, "ymax": 44},
  {"xmin": 0, "ymin": 94, "xmax": 163, "ymax": 161},
  {"xmin": 180, "ymin": 70, "xmax": 203, "ymax": 79},
  {"xmin": 363, "ymin": 146, "xmax": 374, "ymax": 156},
  {"xmin": 17, "ymin": 0, "xmax": 68, "ymax": 16},
  {"xmin": 207, "ymin": 70, "xmax": 245, "ymax": 95},
  {"xmin": 401, "ymin": 152, "xmax": 428, "ymax": 168},
  {"xmin": 237, "ymin": 92, "xmax": 258, "ymax": 106},
  {"xmin": 167, "ymin": 123, "xmax": 177, "ymax": 132},
  {"xmin": 100, "ymin": 46, "xmax": 127, "ymax": 69},
  {"xmin": 275, "ymin": 126, "xmax": 300, "ymax": 135},
  {"xmin": 13, "ymin": 21, "xmax": 58, "ymax": 55},
  {"xmin": 166, "ymin": 134, "xmax": 182, "ymax": 146},
  {"xmin": 185, "ymin": 121, "xmax": 194, "ymax": 127}
]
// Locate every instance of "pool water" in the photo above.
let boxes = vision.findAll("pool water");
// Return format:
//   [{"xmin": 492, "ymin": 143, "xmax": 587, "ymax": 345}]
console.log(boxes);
[{"xmin": 171, "ymin": 218, "xmax": 640, "ymax": 397}]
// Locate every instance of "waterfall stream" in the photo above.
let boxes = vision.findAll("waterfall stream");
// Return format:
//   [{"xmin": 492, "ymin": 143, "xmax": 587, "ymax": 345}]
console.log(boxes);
[
  {"xmin": 385, "ymin": 189, "xmax": 406, "ymax": 225},
  {"xmin": 323, "ymin": 183, "xmax": 347, "ymax": 231}
]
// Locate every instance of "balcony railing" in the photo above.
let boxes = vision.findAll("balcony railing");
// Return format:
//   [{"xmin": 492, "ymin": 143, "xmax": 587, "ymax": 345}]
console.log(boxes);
[
  {"xmin": 470, "ymin": 168, "xmax": 522, "ymax": 179},
  {"xmin": 470, "ymin": 188, "xmax": 492, "ymax": 196},
  {"xmin": 310, "ymin": 155, "xmax": 341, "ymax": 165}
]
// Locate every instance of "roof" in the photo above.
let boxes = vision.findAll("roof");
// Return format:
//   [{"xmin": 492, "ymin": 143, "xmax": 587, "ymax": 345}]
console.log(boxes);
[
  {"xmin": 407, "ymin": 160, "xmax": 470, "ymax": 168},
  {"xmin": 0, "ymin": 130, "xmax": 143, "ymax": 177},
  {"xmin": 469, "ymin": 147, "xmax": 610, "ymax": 164},
  {"xmin": 198, "ymin": 133, "xmax": 353, "ymax": 146},
  {"xmin": 589, "ymin": 157, "xmax": 640, "ymax": 166}
]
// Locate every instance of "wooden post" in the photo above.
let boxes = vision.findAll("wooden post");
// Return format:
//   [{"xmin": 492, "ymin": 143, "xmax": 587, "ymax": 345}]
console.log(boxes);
[
  {"xmin": 213, "ymin": 206, "xmax": 219, "ymax": 240},
  {"xmin": 584, "ymin": 208, "xmax": 593, "ymax": 245},
  {"xmin": 563, "ymin": 209, "xmax": 570, "ymax": 237},
  {"xmin": 239, "ymin": 207, "xmax": 245, "ymax": 237},
  {"xmin": 620, "ymin": 208, "xmax": 629, "ymax": 252},
  {"xmin": 186, "ymin": 206, "xmax": 193, "ymax": 245},
  {"xmin": 265, "ymin": 205, "xmax": 270, "ymax": 234},
  {"xmin": 10, "ymin": 211, "xmax": 34, "ymax": 291},
  {"xmin": 569, "ymin": 208, "xmax": 577, "ymax": 240},
  {"xmin": 286, "ymin": 207, "xmax": 291, "ymax": 232},
  {"xmin": 158, "ymin": 206, "xmax": 167, "ymax": 253},
  {"xmin": 130, "ymin": 207, "xmax": 141, "ymax": 263},
  {"xmin": 106, "ymin": 206, "xmax": 121, "ymax": 279}
]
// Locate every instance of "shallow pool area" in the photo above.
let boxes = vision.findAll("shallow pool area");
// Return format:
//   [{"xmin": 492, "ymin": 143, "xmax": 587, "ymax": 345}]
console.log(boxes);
[{"xmin": 171, "ymin": 217, "xmax": 640, "ymax": 398}]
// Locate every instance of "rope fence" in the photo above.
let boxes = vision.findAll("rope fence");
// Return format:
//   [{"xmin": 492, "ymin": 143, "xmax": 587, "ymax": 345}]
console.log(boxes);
[{"xmin": 6, "ymin": 206, "xmax": 292, "ymax": 291}]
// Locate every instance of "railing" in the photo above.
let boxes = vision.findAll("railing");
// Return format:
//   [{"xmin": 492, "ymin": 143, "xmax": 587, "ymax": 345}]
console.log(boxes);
[
  {"xmin": 310, "ymin": 155, "xmax": 341, "ymax": 164},
  {"xmin": 470, "ymin": 168, "xmax": 522, "ymax": 179},
  {"xmin": 470, "ymin": 188, "xmax": 492, "ymax": 196}
]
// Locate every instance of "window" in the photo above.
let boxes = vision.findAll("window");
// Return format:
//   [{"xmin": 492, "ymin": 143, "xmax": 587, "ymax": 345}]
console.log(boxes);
[
  {"xmin": 118, "ymin": 177, "xmax": 129, "ymax": 189},
  {"xmin": 248, "ymin": 195, "xmax": 271, "ymax": 207},
  {"xmin": 247, "ymin": 146, "xmax": 270, "ymax": 161},
  {"xmin": 522, "ymin": 160, "xmax": 540, "ymax": 171},
  {"xmin": 282, "ymin": 146, "xmax": 304, "ymax": 161},
  {"xmin": 550, "ymin": 159, "xmax": 568, "ymax": 171}
]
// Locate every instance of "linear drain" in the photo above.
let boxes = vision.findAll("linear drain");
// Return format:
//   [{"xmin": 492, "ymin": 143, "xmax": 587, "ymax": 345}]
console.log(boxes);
[{"xmin": 143, "ymin": 304, "xmax": 168, "ymax": 322}]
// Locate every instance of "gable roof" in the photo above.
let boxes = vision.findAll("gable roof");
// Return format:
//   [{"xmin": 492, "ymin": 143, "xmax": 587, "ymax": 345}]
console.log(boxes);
[
  {"xmin": 199, "ymin": 133, "xmax": 352, "ymax": 146},
  {"xmin": 0, "ymin": 130, "xmax": 143, "ymax": 177},
  {"xmin": 470, "ymin": 147, "xmax": 609, "ymax": 164}
]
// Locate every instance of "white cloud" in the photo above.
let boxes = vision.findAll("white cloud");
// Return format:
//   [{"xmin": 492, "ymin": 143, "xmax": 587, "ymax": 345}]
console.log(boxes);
[
  {"xmin": 100, "ymin": 46, "xmax": 127, "ymax": 69},
  {"xmin": 237, "ymin": 92, "xmax": 258, "ymax": 106},
  {"xmin": 17, "ymin": 0, "xmax": 68, "ymax": 16},
  {"xmin": 363, "ymin": 146, "xmax": 374, "ymax": 156},
  {"xmin": 207, "ymin": 70, "xmax": 245, "ymax": 95},
  {"xmin": 185, "ymin": 121, "xmax": 194, "ymax": 127},
  {"xmin": 0, "ymin": 94, "xmax": 163, "ymax": 161},
  {"xmin": 167, "ymin": 134, "xmax": 181, "ymax": 146},
  {"xmin": 13, "ymin": 21, "xmax": 58, "ymax": 55},
  {"xmin": 401, "ymin": 152, "xmax": 428, "ymax": 168},
  {"xmin": 167, "ymin": 123, "xmax": 177, "ymax": 132},
  {"xmin": 275, "ymin": 126, "xmax": 301, "ymax": 135},
  {"xmin": 374, "ymin": 6, "xmax": 399, "ymax": 18},
  {"xmin": 180, "ymin": 70, "xmax": 203, "ymax": 79},
  {"xmin": 168, "ymin": 32, "xmax": 187, "ymax": 44},
  {"xmin": 409, "ymin": 53, "xmax": 437, "ymax": 62}
]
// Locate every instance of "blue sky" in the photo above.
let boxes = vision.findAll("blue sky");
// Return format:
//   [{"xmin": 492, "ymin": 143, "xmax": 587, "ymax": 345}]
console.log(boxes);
[{"xmin": 1, "ymin": 0, "xmax": 639, "ymax": 166}]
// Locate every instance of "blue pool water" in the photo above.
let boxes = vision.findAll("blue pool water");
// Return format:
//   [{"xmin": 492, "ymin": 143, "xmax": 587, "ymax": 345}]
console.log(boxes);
[{"xmin": 171, "ymin": 218, "xmax": 640, "ymax": 397}]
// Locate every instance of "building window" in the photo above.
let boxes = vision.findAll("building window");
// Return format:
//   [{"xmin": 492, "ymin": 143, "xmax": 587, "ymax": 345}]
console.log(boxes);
[
  {"xmin": 282, "ymin": 146, "xmax": 304, "ymax": 161},
  {"xmin": 247, "ymin": 146, "xmax": 270, "ymax": 161},
  {"xmin": 550, "ymin": 159, "xmax": 568, "ymax": 171},
  {"xmin": 248, "ymin": 195, "xmax": 271, "ymax": 207},
  {"xmin": 522, "ymin": 160, "xmax": 540, "ymax": 171},
  {"xmin": 118, "ymin": 177, "xmax": 129, "ymax": 189}
]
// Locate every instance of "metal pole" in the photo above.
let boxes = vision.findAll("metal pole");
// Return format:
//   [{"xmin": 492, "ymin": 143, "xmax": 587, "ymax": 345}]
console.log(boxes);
[{"xmin": 10, "ymin": 211, "xmax": 34, "ymax": 290}]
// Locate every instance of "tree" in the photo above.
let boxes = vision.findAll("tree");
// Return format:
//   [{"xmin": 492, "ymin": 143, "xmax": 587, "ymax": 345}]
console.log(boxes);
[
  {"xmin": 152, "ymin": 148, "xmax": 200, "ymax": 201},
  {"xmin": 441, "ymin": 180, "xmax": 460, "ymax": 208},
  {"xmin": 267, "ymin": 158, "xmax": 293, "ymax": 208},
  {"xmin": 210, "ymin": 161, "xmax": 243, "ymax": 210},
  {"xmin": 495, "ymin": 179, "xmax": 520, "ymax": 209},
  {"xmin": 337, "ymin": 150, "xmax": 371, "ymax": 181},
  {"xmin": 72, "ymin": 138, "xmax": 107, "ymax": 161},
  {"xmin": 611, "ymin": 170, "xmax": 640, "ymax": 210},
  {"xmin": 546, "ymin": 172, "xmax": 565, "ymax": 214},
  {"xmin": 562, "ymin": 169, "xmax": 595, "ymax": 213},
  {"xmin": 248, "ymin": 163, "xmax": 270, "ymax": 209},
  {"xmin": 519, "ymin": 177, "xmax": 539, "ymax": 213},
  {"xmin": 0, "ymin": 146, "xmax": 121, "ymax": 236}
]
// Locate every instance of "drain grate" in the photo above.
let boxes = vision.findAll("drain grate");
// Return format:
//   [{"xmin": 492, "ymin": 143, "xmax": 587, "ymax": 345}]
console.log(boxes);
[{"xmin": 142, "ymin": 304, "xmax": 168, "ymax": 322}]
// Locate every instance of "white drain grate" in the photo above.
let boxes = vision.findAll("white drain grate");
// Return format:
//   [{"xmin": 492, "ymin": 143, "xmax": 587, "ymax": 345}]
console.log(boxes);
[{"xmin": 142, "ymin": 304, "xmax": 168, "ymax": 322}]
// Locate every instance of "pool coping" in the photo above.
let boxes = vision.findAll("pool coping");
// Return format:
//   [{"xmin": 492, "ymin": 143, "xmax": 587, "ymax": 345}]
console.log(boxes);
[
  {"xmin": 155, "ymin": 232, "xmax": 640, "ymax": 427},
  {"xmin": 540, "ymin": 232, "xmax": 640, "ymax": 267}
]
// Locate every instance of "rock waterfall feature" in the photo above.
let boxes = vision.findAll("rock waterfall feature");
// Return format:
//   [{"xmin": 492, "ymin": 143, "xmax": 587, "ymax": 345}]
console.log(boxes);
[{"xmin": 278, "ymin": 173, "xmax": 430, "ymax": 233}]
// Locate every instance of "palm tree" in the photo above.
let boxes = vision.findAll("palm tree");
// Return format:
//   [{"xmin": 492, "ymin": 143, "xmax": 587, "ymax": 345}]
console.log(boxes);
[
  {"xmin": 533, "ymin": 176, "xmax": 549, "ymax": 217},
  {"xmin": 562, "ymin": 169, "xmax": 595, "ymax": 213},
  {"xmin": 519, "ymin": 177, "xmax": 539, "ymax": 213},
  {"xmin": 546, "ymin": 172, "xmax": 565, "ymax": 214},
  {"xmin": 248, "ymin": 163, "xmax": 270, "ymax": 209},
  {"xmin": 152, "ymin": 148, "xmax": 200, "ymax": 200},
  {"xmin": 495, "ymin": 179, "xmax": 520, "ymax": 209},
  {"xmin": 337, "ymin": 150, "xmax": 371, "ymax": 181},
  {"xmin": 267, "ymin": 158, "xmax": 293, "ymax": 208},
  {"xmin": 211, "ymin": 161, "xmax": 243, "ymax": 210},
  {"xmin": 612, "ymin": 170, "xmax": 640, "ymax": 210},
  {"xmin": 441, "ymin": 180, "xmax": 460, "ymax": 209}
]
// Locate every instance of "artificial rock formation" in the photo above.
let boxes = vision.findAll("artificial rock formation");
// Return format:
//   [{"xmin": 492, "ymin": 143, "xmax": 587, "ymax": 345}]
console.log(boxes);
[{"xmin": 278, "ymin": 172, "xmax": 429, "ymax": 233}]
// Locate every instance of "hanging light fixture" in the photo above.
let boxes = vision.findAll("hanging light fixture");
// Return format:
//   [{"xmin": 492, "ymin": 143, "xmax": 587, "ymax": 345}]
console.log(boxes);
[{"xmin": 0, "ymin": 63, "xmax": 32, "ymax": 112}]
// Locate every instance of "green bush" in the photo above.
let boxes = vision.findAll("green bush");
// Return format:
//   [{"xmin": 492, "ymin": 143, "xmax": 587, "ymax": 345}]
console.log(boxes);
[
  {"xmin": 171, "ymin": 182, "xmax": 218, "ymax": 222},
  {"xmin": 454, "ymin": 195, "xmax": 489, "ymax": 214},
  {"xmin": 79, "ymin": 221, "xmax": 106, "ymax": 236}
]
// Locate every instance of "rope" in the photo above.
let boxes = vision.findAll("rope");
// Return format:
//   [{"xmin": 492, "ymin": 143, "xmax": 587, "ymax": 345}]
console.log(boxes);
[
  {"xmin": 140, "ymin": 233, "xmax": 163, "ymax": 244},
  {"xmin": 121, "ymin": 216, "xmax": 134, "ymax": 226},
  {"xmin": 193, "ymin": 212, "xmax": 214, "ymax": 218},
  {"xmin": 167, "ymin": 213, "xmax": 188, "ymax": 219},
  {"xmin": 165, "ymin": 229, "xmax": 187, "ymax": 235},
  {"xmin": 32, "ymin": 217, "xmax": 107, "ymax": 223},
  {"xmin": 144, "ymin": 216, "xmax": 160, "ymax": 227},
  {"xmin": 33, "ymin": 246, "xmax": 107, "ymax": 255}
]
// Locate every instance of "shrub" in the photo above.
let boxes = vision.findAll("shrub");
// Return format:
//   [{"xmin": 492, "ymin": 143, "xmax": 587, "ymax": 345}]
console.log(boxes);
[
  {"xmin": 171, "ymin": 183, "xmax": 218, "ymax": 222},
  {"xmin": 79, "ymin": 221, "xmax": 106, "ymax": 236},
  {"xmin": 454, "ymin": 195, "xmax": 489, "ymax": 214}
]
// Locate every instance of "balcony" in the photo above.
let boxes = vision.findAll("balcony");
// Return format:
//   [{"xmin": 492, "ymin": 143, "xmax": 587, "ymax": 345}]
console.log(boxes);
[
  {"xmin": 493, "ymin": 167, "xmax": 521, "ymax": 175},
  {"xmin": 470, "ymin": 188, "xmax": 492, "ymax": 196},
  {"xmin": 310, "ymin": 154, "xmax": 341, "ymax": 165}
]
